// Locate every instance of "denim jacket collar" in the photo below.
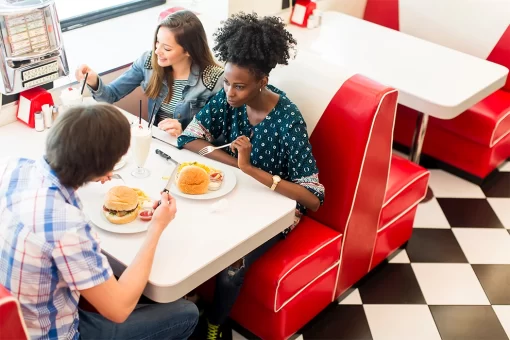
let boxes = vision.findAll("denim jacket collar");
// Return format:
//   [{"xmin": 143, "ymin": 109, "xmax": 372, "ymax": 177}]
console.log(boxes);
[{"xmin": 187, "ymin": 63, "xmax": 200, "ymax": 87}]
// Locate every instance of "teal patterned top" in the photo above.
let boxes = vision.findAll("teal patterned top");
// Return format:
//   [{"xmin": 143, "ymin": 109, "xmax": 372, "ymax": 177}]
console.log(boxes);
[{"xmin": 178, "ymin": 85, "xmax": 325, "ymax": 223}]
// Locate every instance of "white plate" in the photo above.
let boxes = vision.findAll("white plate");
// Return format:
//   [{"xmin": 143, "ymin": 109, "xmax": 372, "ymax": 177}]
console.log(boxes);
[
  {"xmin": 170, "ymin": 163, "xmax": 237, "ymax": 200},
  {"xmin": 85, "ymin": 200, "xmax": 150, "ymax": 234},
  {"xmin": 113, "ymin": 159, "xmax": 127, "ymax": 171},
  {"xmin": 80, "ymin": 185, "xmax": 152, "ymax": 234}
]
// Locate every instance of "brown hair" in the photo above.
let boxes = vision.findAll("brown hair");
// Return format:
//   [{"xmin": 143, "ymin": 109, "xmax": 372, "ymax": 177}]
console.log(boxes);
[
  {"xmin": 145, "ymin": 10, "xmax": 217, "ymax": 102},
  {"xmin": 45, "ymin": 104, "xmax": 131, "ymax": 188}
]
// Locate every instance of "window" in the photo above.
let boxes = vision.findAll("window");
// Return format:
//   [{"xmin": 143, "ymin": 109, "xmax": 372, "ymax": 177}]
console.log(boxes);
[{"xmin": 56, "ymin": 0, "xmax": 166, "ymax": 32}]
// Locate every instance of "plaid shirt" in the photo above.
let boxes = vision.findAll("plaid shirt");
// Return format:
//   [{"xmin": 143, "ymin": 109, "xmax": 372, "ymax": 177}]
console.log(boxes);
[{"xmin": 0, "ymin": 157, "xmax": 112, "ymax": 340}]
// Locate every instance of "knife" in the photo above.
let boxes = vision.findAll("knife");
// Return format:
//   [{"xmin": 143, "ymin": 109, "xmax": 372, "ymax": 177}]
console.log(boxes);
[
  {"xmin": 155, "ymin": 149, "xmax": 180, "ymax": 204},
  {"xmin": 155, "ymin": 148, "xmax": 173, "ymax": 162}
]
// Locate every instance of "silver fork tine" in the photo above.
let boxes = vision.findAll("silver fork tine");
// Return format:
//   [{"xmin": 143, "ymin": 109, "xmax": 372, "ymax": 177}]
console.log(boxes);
[
  {"xmin": 111, "ymin": 173, "xmax": 125, "ymax": 183},
  {"xmin": 199, "ymin": 143, "xmax": 233, "ymax": 156},
  {"xmin": 198, "ymin": 146, "xmax": 212, "ymax": 156}
]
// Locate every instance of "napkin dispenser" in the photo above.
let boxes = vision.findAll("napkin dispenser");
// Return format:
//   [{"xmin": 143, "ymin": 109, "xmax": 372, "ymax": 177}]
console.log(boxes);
[
  {"xmin": 0, "ymin": 0, "xmax": 69, "ymax": 95},
  {"xmin": 16, "ymin": 86, "xmax": 53, "ymax": 128}
]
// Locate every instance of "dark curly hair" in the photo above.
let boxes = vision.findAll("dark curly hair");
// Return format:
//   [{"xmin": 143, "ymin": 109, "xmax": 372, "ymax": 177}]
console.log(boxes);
[{"xmin": 213, "ymin": 12, "xmax": 297, "ymax": 79}]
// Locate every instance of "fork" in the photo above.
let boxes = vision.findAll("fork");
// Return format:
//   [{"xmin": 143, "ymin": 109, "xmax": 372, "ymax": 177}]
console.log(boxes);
[
  {"xmin": 110, "ymin": 173, "xmax": 125, "ymax": 183},
  {"xmin": 198, "ymin": 143, "xmax": 232, "ymax": 156}
]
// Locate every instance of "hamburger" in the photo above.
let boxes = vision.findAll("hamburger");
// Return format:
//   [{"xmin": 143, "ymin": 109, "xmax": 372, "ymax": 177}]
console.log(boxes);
[
  {"xmin": 176, "ymin": 164, "xmax": 210, "ymax": 195},
  {"xmin": 103, "ymin": 186, "xmax": 139, "ymax": 224}
]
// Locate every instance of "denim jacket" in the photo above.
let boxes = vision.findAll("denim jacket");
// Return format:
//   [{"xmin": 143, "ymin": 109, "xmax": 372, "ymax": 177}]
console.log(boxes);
[{"xmin": 89, "ymin": 50, "xmax": 225, "ymax": 129}]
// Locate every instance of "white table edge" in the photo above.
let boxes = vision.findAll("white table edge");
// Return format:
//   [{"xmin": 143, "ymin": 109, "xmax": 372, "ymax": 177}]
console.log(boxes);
[
  {"xmin": 106, "ymin": 208, "xmax": 296, "ymax": 303},
  {"xmin": 398, "ymin": 73, "xmax": 508, "ymax": 120}
]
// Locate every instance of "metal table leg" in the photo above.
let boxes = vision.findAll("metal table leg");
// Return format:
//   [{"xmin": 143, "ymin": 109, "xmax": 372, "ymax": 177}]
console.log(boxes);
[
  {"xmin": 409, "ymin": 112, "xmax": 429, "ymax": 164},
  {"xmin": 409, "ymin": 111, "xmax": 433, "ymax": 202}
]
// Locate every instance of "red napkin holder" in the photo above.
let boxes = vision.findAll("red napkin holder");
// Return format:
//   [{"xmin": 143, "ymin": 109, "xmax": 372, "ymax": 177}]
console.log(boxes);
[
  {"xmin": 290, "ymin": 0, "xmax": 317, "ymax": 28},
  {"xmin": 16, "ymin": 87, "xmax": 54, "ymax": 128}
]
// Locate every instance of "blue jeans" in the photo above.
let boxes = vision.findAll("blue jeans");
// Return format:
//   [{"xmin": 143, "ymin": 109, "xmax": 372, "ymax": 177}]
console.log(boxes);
[
  {"xmin": 209, "ymin": 233, "xmax": 283, "ymax": 325},
  {"xmin": 78, "ymin": 299, "xmax": 198, "ymax": 340}
]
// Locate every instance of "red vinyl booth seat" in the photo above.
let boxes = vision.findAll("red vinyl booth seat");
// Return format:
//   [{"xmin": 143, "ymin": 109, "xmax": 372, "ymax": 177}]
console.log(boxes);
[
  {"xmin": 394, "ymin": 93, "xmax": 510, "ymax": 180},
  {"xmin": 371, "ymin": 155, "xmax": 430, "ymax": 270},
  {"xmin": 0, "ymin": 285, "xmax": 29, "ymax": 340},
  {"xmin": 237, "ymin": 218, "xmax": 342, "ymax": 314}
]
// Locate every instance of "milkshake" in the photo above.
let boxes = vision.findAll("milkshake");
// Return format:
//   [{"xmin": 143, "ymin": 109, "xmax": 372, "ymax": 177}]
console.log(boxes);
[
  {"xmin": 59, "ymin": 87, "xmax": 83, "ymax": 115},
  {"xmin": 131, "ymin": 125, "xmax": 152, "ymax": 178},
  {"xmin": 60, "ymin": 87, "xmax": 83, "ymax": 106}
]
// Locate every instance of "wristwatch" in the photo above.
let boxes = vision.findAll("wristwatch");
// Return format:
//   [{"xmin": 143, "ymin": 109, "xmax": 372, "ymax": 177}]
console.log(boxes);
[{"xmin": 270, "ymin": 175, "xmax": 281, "ymax": 191}]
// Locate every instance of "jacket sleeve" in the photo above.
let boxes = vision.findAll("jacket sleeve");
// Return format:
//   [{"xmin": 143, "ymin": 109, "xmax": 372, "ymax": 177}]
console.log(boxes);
[{"xmin": 88, "ymin": 51, "xmax": 149, "ymax": 104}]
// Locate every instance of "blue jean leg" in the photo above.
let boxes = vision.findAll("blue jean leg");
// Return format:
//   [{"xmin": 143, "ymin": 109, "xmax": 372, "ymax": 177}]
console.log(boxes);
[
  {"xmin": 79, "ymin": 298, "xmax": 199, "ymax": 340},
  {"xmin": 209, "ymin": 233, "xmax": 283, "ymax": 325}
]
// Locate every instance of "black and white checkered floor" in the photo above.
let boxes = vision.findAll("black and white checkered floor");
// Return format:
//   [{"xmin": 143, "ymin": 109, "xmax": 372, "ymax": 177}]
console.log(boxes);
[{"xmin": 232, "ymin": 159, "xmax": 510, "ymax": 340}]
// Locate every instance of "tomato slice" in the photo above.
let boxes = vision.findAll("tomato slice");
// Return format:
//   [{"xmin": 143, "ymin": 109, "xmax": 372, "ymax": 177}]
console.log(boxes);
[{"xmin": 138, "ymin": 209, "xmax": 153, "ymax": 221}]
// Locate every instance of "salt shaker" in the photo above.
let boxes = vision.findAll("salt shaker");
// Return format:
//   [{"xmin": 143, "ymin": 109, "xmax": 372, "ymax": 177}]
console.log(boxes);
[
  {"xmin": 52, "ymin": 106, "xmax": 59, "ymax": 122},
  {"xmin": 42, "ymin": 104, "xmax": 52, "ymax": 128},
  {"xmin": 307, "ymin": 13, "xmax": 316, "ymax": 29},
  {"xmin": 34, "ymin": 111, "xmax": 45, "ymax": 132},
  {"xmin": 313, "ymin": 9, "xmax": 322, "ymax": 27}
]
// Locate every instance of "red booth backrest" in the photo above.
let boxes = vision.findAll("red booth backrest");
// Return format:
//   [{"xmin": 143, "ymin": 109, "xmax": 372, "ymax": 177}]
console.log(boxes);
[
  {"xmin": 487, "ymin": 26, "xmax": 510, "ymax": 91},
  {"xmin": 308, "ymin": 75, "xmax": 398, "ymax": 292}
]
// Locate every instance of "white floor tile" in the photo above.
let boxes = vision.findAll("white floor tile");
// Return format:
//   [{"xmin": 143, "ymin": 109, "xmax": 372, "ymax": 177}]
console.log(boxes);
[
  {"xmin": 488, "ymin": 198, "xmax": 510, "ymax": 228},
  {"xmin": 364, "ymin": 304, "xmax": 441, "ymax": 340},
  {"xmin": 389, "ymin": 249, "xmax": 410, "ymax": 263},
  {"xmin": 453, "ymin": 228, "xmax": 510, "ymax": 264},
  {"xmin": 493, "ymin": 306, "xmax": 510, "ymax": 339},
  {"xmin": 413, "ymin": 198, "xmax": 451, "ymax": 229},
  {"xmin": 232, "ymin": 330, "xmax": 248, "ymax": 340},
  {"xmin": 500, "ymin": 162, "xmax": 510, "ymax": 172},
  {"xmin": 428, "ymin": 170, "xmax": 485, "ymax": 198},
  {"xmin": 339, "ymin": 288, "xmax": 362, "ymax": 305},
  {"xmin": 412, "ymin": 263, "xmax": 490, "ymax": 305}
]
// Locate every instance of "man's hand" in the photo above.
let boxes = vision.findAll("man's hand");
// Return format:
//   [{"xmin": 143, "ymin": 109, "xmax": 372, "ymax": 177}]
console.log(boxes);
[
  {"xmin": 151, "ymin": 192, "xmax": 177, "ymax": 232},
  {"xmin": 95, "ymin": 172, "xmax": 113, "ymax": 184}
]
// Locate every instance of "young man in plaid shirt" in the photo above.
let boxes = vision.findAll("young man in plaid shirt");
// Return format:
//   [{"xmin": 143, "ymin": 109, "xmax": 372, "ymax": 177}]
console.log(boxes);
[{"xmin": 0, "ymin": 104, "xmax": 198, "ymax": 339}]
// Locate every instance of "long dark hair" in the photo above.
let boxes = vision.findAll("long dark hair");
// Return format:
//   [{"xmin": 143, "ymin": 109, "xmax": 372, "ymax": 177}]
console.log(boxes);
[{"xmin": 146, "ymin": 10, "xmax": 217, "ymax": 102}]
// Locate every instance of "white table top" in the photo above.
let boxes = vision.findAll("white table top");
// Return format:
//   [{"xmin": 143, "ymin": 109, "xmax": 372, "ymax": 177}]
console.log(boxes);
[
  {"xmin": 0, "ymin": 108, "xmax": 296, "ymax": 303},
  {"xmin": 288, "ymin": 11, "xmax": 509, "ymax": 120}
]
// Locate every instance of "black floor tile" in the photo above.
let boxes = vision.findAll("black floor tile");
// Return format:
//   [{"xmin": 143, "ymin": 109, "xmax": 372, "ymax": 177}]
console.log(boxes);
[
  {"xmin": 406, "ymin": 229, "xmax": 468, "ymax": 263},
  {"xmin": 300, "ymin": 304, "xmax": 372, "ymax": 340},
  {"xmin": 358, "ymin": 264, "xmax": 426, "ymax": 304},
  {"xmin": 482, "ymin": 172, "xmax": 510, "ymax": 198},
  {"xmin": 472, "ymin": 264, "xmax": 510, "ymax": 305},
  {"xmin": 430, "ymin": 305, "xmax": 508, "ymax": 340},
  {"xmin": 437, "ymin": 198, "xmax": 504, "ymax": 228}
]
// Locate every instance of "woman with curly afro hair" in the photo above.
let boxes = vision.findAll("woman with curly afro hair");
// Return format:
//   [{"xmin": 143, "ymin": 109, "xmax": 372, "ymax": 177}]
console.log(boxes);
[{"xmin": 177, "ymin": 13, "xmax": 325, "ymax": 338}]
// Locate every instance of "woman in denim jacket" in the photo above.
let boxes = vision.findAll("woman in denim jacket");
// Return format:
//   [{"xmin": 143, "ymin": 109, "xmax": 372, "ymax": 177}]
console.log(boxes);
[{"xmin": 75, "ymin": 10, "xmax": 224, "ymax": 136}]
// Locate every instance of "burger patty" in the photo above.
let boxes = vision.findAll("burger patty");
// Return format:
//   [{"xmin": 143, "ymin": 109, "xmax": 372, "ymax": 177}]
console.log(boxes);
[{"xmin": 103, "ymin": 204, "xmax": 138, "ymax": 217}]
